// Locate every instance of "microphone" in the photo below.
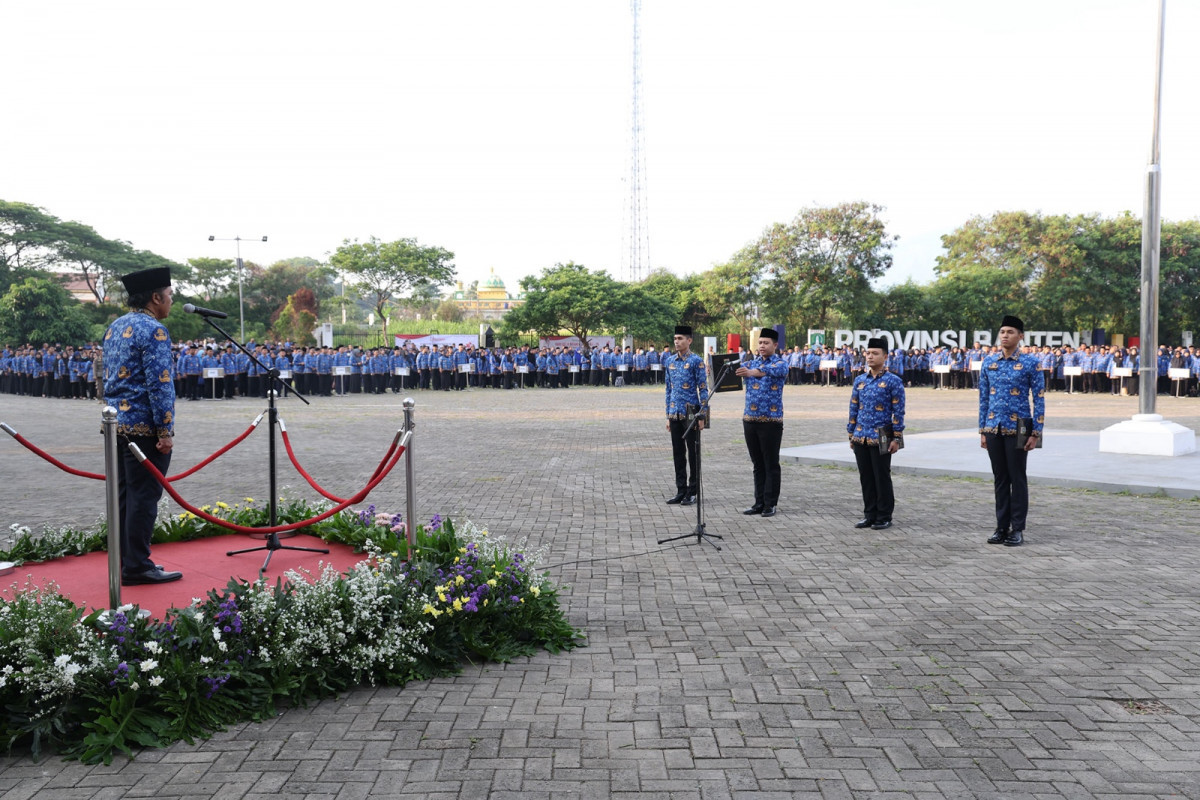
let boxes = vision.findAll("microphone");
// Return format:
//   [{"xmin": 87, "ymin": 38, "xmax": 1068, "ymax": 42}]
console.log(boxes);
[{"xmin": 182, "ymin": 303, "xmax": 229, "ymax": 319}]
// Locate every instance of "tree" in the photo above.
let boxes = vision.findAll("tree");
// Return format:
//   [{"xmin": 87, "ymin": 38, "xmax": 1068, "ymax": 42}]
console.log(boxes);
[
  {"xmin": 500, "ymin": 262, "xmax": 619, "ymax": 347},
  {"xmin": 330, "ymin": 237, "xmax": 455, "ymax": 336},
  {"xmin": 692, "ymin": 247, "xmax": 762, "ymax": 338},
  {"xmin": 0, "ymin": 276, "xmax": 92, "ymax": 344},
  {"xmin": 271, "ymin": 292, "xmax": 318, "ymax": 345},
  {"xmin": 434, "ymin": 298, "xmax": 464, "ymax": 322},
  {"xmin": 610, "ymin": 284, "xmax": 677, "ymax": 345},
  {"xmin": 0, "ymin": 200, "xmax": 60, "ymax": 290},
  {"xmin": 183, "ymin": 257, "xmax": 237, "ymax": 301},
  {"xmin": 755, "ymin": 202, "xmax": 897, "ymax": 332}
]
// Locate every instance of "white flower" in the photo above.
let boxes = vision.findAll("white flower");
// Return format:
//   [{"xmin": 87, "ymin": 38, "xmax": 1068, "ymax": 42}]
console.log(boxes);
[
  {"xmin": 212, "ymin": 628, "xmax": 222, "ymax": 641},
  {"xmin": 140, "ymin": 659, "xmax": 158, "ymax": 672},
  {"xmin": 199, "ymin": 656, "xmax": 212, "ymax": 664},
  {"xmin": 148, "ymin": 675, "xmax": 164, "ymax": 687},
  {"xmin": 54, "ymin": 654, "xmax": 72, "ymax": 668},
  {"xmin": 117, "ymin": 603, "xmax": 134, "ymax": 613},
  {"xmin": 144, "ymin": 640, "xmax": 161, "ymax": 655},
  {"xmin": 129, "ymin": 681, "xmax": 140, "ymax": 691}
]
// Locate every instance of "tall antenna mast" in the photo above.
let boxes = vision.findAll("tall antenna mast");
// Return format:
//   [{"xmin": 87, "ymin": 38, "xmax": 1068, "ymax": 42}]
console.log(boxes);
[{"xmin": 627, "ymin": 0, "xmax": 650, "ymax": 283}]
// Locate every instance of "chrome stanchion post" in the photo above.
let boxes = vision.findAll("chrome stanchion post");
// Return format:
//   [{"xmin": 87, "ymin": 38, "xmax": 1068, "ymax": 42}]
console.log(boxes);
[
  {"xmin": 102, "ymin": 406, "xmax": 122, "ymax": 609},
  {"xmin": 403, "ymin": 397, "xmax": 416, "ymax": 553}
]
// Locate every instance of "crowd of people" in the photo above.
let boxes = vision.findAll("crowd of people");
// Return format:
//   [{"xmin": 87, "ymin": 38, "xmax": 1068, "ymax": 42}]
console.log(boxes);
[{"xmin": 4, "ymin": 338, "xmax": 1200, "ymax": 403}]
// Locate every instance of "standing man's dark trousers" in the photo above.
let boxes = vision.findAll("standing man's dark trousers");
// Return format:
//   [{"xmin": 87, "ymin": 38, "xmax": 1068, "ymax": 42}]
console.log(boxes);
[
  {"xmin": 743, "ymin": 420, "xmax": 783, "ymax": 509},
  {"xmin": 668, "ymin": 418, "xmax": 700, "ymax": 497},
  {"xmin": 984, "ymin": 433, "xmax": 1029, "ymax": 533},
  {"xmin": 117, "ymin": 436, "xmax": 171, "ymax": 575},
  {"xmin": 852, "ymin": 442, "xmax": 894, "ymax": 524}
]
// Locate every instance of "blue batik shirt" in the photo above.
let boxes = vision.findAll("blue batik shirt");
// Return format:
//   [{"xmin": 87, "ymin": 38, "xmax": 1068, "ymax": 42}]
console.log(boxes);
[
  {"xmin": 978, "ymin": 350, "xmax": 1045, "ymax": 435},
  {"xmin": 742, "ymin": 353, "xmax": 788, "ymax": 423},
  {"xmin": 665, "ymin": 351, "xmax": 708, "ymax": 420},
  {"xmin": 103, "ymin": 309, "xmax": 176, "ymax": 439},
  {"xmin": 848, "ymin": 369, "xmax": 906, "ymax": 444}
]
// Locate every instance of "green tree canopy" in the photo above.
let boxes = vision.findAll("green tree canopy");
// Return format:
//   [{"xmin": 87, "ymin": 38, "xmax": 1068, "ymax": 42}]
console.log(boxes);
[
  {"xmin": 0, "ymin": 276, "xmax": 93, "ymax": 344},
  {"xmin": 330, "ymin": 237, "xmax": 455, "ymax": 334},
  {"xmin": 756, "ymin": 201, "xmax": 897, "ymax": 332}
]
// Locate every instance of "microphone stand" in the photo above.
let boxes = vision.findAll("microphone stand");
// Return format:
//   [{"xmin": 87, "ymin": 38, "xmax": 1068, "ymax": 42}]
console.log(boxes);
[
  {"xmin": 658, "ymin": 359, "xmax": 738, "ymax": 552},
  {"xmin": 191, "ymin": 314, "xmax": 329, "ymax": 574}
]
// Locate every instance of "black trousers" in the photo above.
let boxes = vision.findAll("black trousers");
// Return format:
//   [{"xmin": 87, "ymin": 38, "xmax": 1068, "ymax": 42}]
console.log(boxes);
[
  {"xmin": 668, "ymin": 418, "xmax": 700, "ymax": 495},
  {"xmin": 984, "ymin": 433, "xmax": 1029, "ymax": 532},
  {"xmin": 117, "ymin": 436, "xmax": 171, "ymax": 574},
  {"xmin": 852, "ymin": 442, "xmax": 894, "ymax": 522},
  {"xmin": 743, "ymin": 420, "xmax": 783, "ymax": 507}
]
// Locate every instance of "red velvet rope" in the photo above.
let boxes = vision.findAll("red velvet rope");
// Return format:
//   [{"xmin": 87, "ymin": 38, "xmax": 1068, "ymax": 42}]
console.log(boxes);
[
  {"xmin": 135, "ymin": 443, "xmax": 406, "ymax": 534},
  {"xmin": 165, "ymin": 421, "xmax": 259, "ymax": 482},
  {"xmin": 280, "ymin": 428, "xmax": 397, "ymax": 504},
  {"xmin": 10, "ymin": 433, "xmax": 104, "ymax": 480},
  {"xmin": 6, "ymin": 421, "xmax": 260, "ymax": 482}
]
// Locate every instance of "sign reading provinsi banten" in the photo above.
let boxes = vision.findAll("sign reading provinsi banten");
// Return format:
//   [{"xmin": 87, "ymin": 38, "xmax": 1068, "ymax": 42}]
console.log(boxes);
[{"xmin": 830, "ymin": 329, "xmax": 1083, "ymax": 349}]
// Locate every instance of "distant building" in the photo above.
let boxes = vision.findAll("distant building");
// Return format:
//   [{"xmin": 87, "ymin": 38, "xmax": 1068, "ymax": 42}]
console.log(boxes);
[
  {"xmin": 57, "ymin": 272, "xmax": 103, "ymax": 304},
  {"xmin": 447, "ymin": 269, "xmax": 524, "ymax": 321}
]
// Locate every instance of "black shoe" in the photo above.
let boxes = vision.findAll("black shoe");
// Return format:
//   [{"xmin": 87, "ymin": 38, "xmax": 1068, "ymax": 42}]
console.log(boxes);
[
  {"xmin": 1004, "ymin": 529, "xmax": 1024, "ymax": 547},
  {"xmin": 871, "ymin": 520, "xmax": 892, "ymax": 530},
  {"xmin": 743, "ymin": 504, "xmax": 764, "ymax": 515},
  {"xmin": 666, "ymin": 493, "xmax": 686, "ymax": 505},
  {"xmin": 986, "ymin": 528, "xmax": 1009, "ymax": 545},
  {"xmin": 122, "ymin": 567, "xmax": 183, "ymax": 585},
  {"xmin": 680, "ymin": 495, "xmax": 697, "ymax": 506},
  {"xmin": 854, "ymin": 518, "xmax": 874, "ymax": 529},
  {"xmin": 760, "ymin": 506, "xmax": 777, "ymax": 518}
]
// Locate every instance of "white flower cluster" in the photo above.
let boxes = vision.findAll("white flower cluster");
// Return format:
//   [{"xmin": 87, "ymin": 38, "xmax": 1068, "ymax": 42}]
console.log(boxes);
[
  {"xmin": 0, "ymin": 591, "xmax": 104, "ymax": 716},
  {"xmin": 269, "ymin": 562, "xmax": 430, "ymax": 681},
  {"xmin": 455, "ymin": 519, "xmax": 548, "ymax": 571}
]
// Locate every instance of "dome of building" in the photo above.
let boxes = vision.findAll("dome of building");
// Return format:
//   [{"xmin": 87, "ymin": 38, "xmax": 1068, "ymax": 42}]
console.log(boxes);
[{"xmin": 483, "ymin": 268, "xmax": 505, "ymax": 290}]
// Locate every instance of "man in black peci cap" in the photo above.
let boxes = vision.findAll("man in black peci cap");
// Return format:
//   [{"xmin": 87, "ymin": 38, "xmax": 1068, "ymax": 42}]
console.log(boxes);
[
  {"xmin": 978, "ymin": 314, "xmax": 1045, "ymax": 547},
  {"xmin": 664, "ymin": 325, "xmax": 708, "ymax": 505},
  {"xmin": 103, "ymin": 267, "xmax": 183, "ymax": 585}
]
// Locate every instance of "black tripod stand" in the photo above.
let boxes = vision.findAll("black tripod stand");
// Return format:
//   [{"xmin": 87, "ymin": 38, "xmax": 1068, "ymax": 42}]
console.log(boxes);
[
  {"xmin": 657, "ymin": 358, "xmax": 740, "ymax": 552},
  {"xmin": 195, "ymin": 316, "xmax": 329, "ymax": 574}
]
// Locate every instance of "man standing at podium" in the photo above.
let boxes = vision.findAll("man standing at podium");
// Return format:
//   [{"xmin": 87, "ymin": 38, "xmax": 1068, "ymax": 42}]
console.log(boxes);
[
  {"xmin": 736, "ymin": 327, "xmax": 788, "ymax": 517},
  {"xmin": 664, "ymin": 325, "xmax": 708, "ymax": 506}
]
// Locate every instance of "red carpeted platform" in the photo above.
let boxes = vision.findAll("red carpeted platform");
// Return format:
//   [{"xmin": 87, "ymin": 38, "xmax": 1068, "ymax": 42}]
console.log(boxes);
[{"xmin": 1, "ymin": 534, "xmax": 365, "ymax": 620}]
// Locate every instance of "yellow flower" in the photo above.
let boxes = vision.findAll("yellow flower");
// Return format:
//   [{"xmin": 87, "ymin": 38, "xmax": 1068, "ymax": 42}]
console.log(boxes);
[
  {"xmin": 455, "ymin": 575, "xmax": 465, "ymax": 586},
  {"xmin": 216, "ymin": 501, "xmax": 229, "ymax": 510},
  {"xmin": 200, "ymin": 505, "xmax": 212, "ymax": 513},
  {"xmin": 487, "ymin": 579, "xmax": 497, "ymax": 587},
  {"xmin": 483, "ymin": 599, "xmax": 489, "ymax": 607},
  {"xmin": 390, "ymin": 551, "xmax": 399, "ymax": 558},
  {"xmin": 244, "ymin": 497, "xmax": 255, "ymax": 503},
  {"xmin": 438, "ymin": 592, "xmax": 447, "ymax": 602},
  {"xmin": 459, "ymin": 547, "xmax": 467, "ymax": 554},
  {"xmin": 422, "ymin": 604, "xmax": 442, "ymax": 618},
  {"xmin": 452, "ymin": 598, "xmax": 464, "ymax": 612},
  {"xmin": 481, "ymin": 529, "xmax": 488, "ymax": 537},
  {"xmin": 454, "ymin": 556, "xmax": 460, "ymax": 564},
  {"xmin": 530, "ymin": 586, "xmax": 541, "ymax": 598}
]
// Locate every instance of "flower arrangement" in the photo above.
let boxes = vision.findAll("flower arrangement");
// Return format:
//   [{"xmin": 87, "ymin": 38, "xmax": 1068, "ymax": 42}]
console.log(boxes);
[{"xmin": 0, "ymin": 510, "xmax": 583, "ymax": 764}]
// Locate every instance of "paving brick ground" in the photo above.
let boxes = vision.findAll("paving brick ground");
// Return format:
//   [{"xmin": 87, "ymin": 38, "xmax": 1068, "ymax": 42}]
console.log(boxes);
[{"xmin": 2, "ymin": 384, "xmax": 1200, "ymax": 799}]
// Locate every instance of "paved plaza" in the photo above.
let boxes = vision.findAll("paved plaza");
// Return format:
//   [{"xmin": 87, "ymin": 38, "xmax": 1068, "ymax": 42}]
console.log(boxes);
[{"xmin": 2, "ymin": 385, "xmax": 1200, "ymax": 799}]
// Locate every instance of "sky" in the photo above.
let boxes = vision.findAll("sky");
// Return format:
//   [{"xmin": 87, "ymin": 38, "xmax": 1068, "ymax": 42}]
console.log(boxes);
[{"xmin": 7, "ymin": 1, "xmax": 1199, "ymax": 296}]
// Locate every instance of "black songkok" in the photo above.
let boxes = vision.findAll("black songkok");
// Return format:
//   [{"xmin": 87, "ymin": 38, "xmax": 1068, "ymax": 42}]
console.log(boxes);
[{"xmin": 1000, "ymin": 315, "xmax": 1025, "ymax": 332}]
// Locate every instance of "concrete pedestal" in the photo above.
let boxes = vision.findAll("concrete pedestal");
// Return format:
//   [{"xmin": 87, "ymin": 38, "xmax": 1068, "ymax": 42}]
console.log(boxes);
[{"xmin": 1098, "ymin": 413, "xmax": 1197, "ymax": 457}]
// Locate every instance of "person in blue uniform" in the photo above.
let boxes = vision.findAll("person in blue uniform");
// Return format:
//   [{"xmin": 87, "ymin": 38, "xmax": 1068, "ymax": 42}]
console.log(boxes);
[
  {"xmin": 847, "ymin": 337, "xmax": 906, "ymax": 530},
  {"xmin": 736, "ymin": 327, "xmax": 788, "ymax": 517},
  {"xmin": 102, "ymin": 267, "xmax": 182, "ymax": 585},
  {"xmin": 664, "ymin": 325, "xmax": 708, "ymax": 505},
  {"xmin": 979, "ymin": 315, "xmax": 1045, "ymax": 548}
]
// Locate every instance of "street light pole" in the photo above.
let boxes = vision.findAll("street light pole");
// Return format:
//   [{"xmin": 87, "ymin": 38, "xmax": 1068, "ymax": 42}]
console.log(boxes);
[{"xmin": 207, "ymin": 234, "xmax": 268, "ymax": 341}]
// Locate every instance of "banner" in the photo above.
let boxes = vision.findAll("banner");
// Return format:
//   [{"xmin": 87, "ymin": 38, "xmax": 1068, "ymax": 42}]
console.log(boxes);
[
  {"xmin": 539, "ymin": 335, "xmax": 614, "ymax": 351},
  {"xmin": 828, "ymin": 329, "xmax": 1082, "ymax": 350},
  {"xmin": 393, "ymin": 334, "xmax": 478, "ymax": 349}
]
